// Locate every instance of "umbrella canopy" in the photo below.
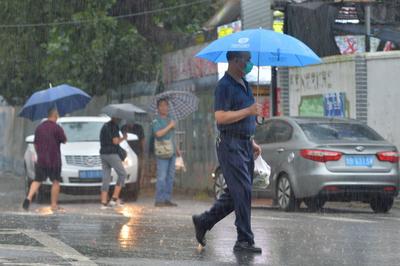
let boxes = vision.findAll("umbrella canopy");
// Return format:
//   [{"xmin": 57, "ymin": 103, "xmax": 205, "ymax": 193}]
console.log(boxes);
[
  {"xmin": 19, "ymin": 84, "xmax": 91, "ymax": 121},
  {"xmin": 101, "ymin": 103, "xmax": 147, "ymax": 122},
  {"xmin": 196, "ymin": 28, "xmax": 321, "ymax": 67},
  {"xmin": 149, "ymin": 90, "xmax": 199, "ymax": 120}
]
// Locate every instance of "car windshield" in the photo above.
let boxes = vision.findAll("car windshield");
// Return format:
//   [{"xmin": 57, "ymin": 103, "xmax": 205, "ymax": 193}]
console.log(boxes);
[
  {"xmin": 60, "ymin": 121, "xmax": 105, "ymax": 142},
  {"xmin": 299, "ymin": 122, "xmax": 384, "ymax": 142}
]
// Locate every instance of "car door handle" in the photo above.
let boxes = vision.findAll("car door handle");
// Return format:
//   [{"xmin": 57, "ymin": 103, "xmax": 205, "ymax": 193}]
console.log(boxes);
[{"xmin": 276, "ymin": 148, "xmax": 285, "ymax": 153}]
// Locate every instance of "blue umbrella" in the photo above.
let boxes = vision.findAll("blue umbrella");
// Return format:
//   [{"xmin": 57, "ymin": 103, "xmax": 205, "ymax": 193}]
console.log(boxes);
[
  {"xmin": 196, "ymin": 28, "xmax": 321, "ymax": 67},
  {"xmin": 19, "ymin": 84, "xmax": 91, "ymax": 121}
]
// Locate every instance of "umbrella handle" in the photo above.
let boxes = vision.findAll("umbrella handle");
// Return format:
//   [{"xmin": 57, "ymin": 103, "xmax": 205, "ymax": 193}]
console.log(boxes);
[
  {"xmin": 255, "ymin": 56, "xmax": 264, "ymax": 126},
  {"xmin": 169, "ymin": 102, "xmax": 178, "ymax": 121},
  {"xmin": 166, "ymin": 101, "xmax": 178, "ymax": 130}
]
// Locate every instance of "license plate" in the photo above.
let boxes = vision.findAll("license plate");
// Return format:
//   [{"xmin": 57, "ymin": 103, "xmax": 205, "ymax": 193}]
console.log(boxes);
[
  {"xmin": 79, "ymin": 170, "xmax": 103, "ymax": 179},
  {"xmin": 345, "ymin": 155, "xmax": 374, "ymax": 167}
]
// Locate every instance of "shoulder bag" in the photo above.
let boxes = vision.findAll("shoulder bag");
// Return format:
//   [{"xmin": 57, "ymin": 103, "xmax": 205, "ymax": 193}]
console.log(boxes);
[{"xmin": 154, "ymin": 139, "xmax": 174, "ymax": 159}]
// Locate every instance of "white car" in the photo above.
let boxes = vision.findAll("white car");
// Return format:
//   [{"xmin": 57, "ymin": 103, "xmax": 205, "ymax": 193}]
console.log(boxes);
[{"xmin": 24, "ymin": 116, "xmax": 140, "ymax": 202}]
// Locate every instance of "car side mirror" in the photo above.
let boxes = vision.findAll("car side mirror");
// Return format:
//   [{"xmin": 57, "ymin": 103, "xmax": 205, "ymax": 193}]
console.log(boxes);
[
  {"xmin": 127, "ymin": 133, "xmax": 138, "ymax": 141},
  {"xmin": 25, "ymin": 135, "xmax": 34, "ymax": 143}
]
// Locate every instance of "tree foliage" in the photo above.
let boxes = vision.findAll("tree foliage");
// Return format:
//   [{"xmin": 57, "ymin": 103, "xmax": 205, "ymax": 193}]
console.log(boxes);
[{"xmin": 0, "ymin": 0, "xmax": 221, "ymax": 104}]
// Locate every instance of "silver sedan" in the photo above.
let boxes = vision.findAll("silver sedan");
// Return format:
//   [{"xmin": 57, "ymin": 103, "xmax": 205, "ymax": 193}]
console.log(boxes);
[
  {"xmin": 213, "ymin": 117, "xmax": 399, "ymax": 213},
  {"xmin": 259, "ymin": 117, "xmax": 399, "ymax": 213}
]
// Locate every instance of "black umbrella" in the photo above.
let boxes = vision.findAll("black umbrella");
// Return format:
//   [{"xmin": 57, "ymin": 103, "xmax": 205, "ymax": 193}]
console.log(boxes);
[{"xmin": 101, "ymin": 103, "xmax": 147, "ymax": 122}]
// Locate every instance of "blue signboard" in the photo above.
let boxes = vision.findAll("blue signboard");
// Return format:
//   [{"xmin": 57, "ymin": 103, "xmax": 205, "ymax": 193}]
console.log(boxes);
[{"xmin": 324, "ymin": 92, "xmax": 346, "ymax": 117}]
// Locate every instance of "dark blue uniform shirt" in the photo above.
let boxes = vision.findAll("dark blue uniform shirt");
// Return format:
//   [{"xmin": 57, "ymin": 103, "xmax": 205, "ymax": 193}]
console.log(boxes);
[{"xmin": 214, "ymin": 72, "xmax": 256, "ymax": 136}]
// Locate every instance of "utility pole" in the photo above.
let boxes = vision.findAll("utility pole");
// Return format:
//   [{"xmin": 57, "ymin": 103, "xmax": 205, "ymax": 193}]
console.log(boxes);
[
  {"xmin": 271, "ymin": 67, "xmax": 278, "ymax": 116},
  {"xmin": 365, "ymin": 3, "xmax": 371, "ymax": 52}
]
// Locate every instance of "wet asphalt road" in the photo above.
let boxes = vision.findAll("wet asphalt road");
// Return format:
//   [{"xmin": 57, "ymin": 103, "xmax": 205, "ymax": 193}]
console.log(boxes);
[{"xmin": 1, "ymin": 172, "xmax": 400, "ymax": 266}]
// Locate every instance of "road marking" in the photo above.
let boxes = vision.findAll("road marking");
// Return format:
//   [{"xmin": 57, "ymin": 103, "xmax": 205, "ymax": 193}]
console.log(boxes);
[
  {"xmin": 375, "ymin": 216, "xmax": 400, "ymax": 222},
  {"xmin": 0, "ymin": 244, "xmax": 46, "ymax": 252},
  {"xmin": 3, "ymin": 210, "xmax": 123, "ymax": 218},
  {"xmin": 0, "ymin": 259, "xmax": 52, "ymax": 266},
  {"xmin": 22, "ymin": 229, "xmax": 96, "ymax": 266},
  {"xmin": 0, "ymin": 230, "xmax": 20, "ymax": 235},
  {"xmin": 253, "ymin": 216, "xmax": 293, "ymax": 222},
  {"xmin": 310, "ymin": 215, "xmax": 377, "ymax": 224}
]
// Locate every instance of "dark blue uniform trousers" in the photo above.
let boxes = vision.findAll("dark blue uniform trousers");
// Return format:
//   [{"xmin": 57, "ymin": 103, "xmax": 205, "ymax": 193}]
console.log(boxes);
[{"xmin": 200, "ymin": 136, "xmax": 255, "ymax": 244}]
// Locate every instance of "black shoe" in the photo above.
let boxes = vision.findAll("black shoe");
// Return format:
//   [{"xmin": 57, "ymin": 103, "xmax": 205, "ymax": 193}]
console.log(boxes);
[
  {"xmin": 192, "ymin": 214, "xmax": 207, "ymax": 247},
  {"xmin": 22, "ymin": 198, "xmax": 30, "ymax": 211},
  {"xmin": 155, "ymin": 202, "xmax": 167, "ymax": 207},
  {"xmin": 165, "ymin": 201, "xmax": 178, "ymax": 207},
  {"xmin": 233, "ymin": 241, "xmax": 262, "ymax": 253}
]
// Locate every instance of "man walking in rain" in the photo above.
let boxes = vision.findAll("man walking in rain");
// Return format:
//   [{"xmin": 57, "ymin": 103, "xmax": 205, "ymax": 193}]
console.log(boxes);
[
  {"xmin": 192, "ymin": 51, "xmax": 262, "ymax": 253},
  {"xmin": 22, "ymin": 108, "xmax": 67, "ymax": 212},
  {"xmin": 99, "ymin": 116, "xmax": 128, "ymax": 209}
]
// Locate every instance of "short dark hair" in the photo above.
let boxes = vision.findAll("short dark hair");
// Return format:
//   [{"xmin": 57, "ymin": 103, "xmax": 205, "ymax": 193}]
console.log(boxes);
[
  {"xmin": 226, "ymin": 51, "xmax": 243, "ymax": 62},
  {"xmin": 226, "ymin": 51, "xmax": 250, "ymax": 62},
  {"xmin": 157, "ymin": 98, "xmax": 168, "ymax": 107},
  {"xmin": 47, "ymin": 107, "xmax": 58, "ymax": 117}
]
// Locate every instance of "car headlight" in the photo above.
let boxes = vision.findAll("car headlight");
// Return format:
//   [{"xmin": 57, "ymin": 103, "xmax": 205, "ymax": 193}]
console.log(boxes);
[
  {"xmin": 31, "ymin": 153, "xmax": 37, "ymax": 163},
  {"xmin": 122, "ymin": 157, "xmax": 132, "ymax": 168}
]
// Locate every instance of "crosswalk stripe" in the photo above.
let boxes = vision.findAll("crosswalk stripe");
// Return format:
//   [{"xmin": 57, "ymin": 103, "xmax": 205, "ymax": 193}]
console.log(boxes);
[{"xmin": 22, "ymin": 230, "xmax": 96, "ymax": 266}]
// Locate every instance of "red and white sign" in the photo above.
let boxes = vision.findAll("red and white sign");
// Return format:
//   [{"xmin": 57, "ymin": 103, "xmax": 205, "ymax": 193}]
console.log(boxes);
[
  {"xmin": 162, "ymin": 44, "xmax": 218, "ymax": 84},
  {"xmin": 261, "ymin": 97, "xmax": 270, "ymax": 118}
]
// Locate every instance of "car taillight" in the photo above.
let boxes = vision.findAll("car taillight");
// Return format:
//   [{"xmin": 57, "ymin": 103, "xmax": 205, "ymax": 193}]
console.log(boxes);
[
  {"xmin": 376, "ymin": 151, "xmax": 399, "ymax": 163},
  {"xmin": 300, "ymin": 149, "xmax": 342, "ymax": 163},
  {"xmin": 384, "ymin": 186, "xmax": 396, "ymax": 192}
]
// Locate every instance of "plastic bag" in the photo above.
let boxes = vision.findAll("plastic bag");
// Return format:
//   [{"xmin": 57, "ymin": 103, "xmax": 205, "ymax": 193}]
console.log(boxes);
[
  {"xmin": 253, "ymin": 155, "xmax": 271, "ymax": 189},
  {"xmin": 175, "ymin": 156, "xmax": 186, "ymax": 172}
]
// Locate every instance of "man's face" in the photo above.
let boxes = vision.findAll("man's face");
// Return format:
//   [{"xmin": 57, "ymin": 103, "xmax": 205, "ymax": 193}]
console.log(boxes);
[
  {"xmin": 234, "ymin": 52, "xmax": 251, "ymax": 76},
  {"xmin": 112, "ymin": 117, "xmax": 122, "ymax": 125},
  {"xmin": 158, "ymin": 100, "xmax": 169, "ymax": 116}
]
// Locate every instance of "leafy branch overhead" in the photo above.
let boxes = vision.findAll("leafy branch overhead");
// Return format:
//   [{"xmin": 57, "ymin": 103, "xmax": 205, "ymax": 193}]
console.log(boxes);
[{"xmin": 0, "ymin": 0, "xmax": 222, "ymax": 104}]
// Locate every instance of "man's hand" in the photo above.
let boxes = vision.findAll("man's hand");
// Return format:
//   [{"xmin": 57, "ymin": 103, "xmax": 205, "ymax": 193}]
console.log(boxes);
[
  {"xmin": 253, "ymin": 140, "xmax": 262, "ymax": 158},
  {"xmin": 248, "ymin": 103, "xmax": 262, "ymax": 116},
  {"xmin": 215, "ymin": 102, "xmax": 262, "ymax": 125}
]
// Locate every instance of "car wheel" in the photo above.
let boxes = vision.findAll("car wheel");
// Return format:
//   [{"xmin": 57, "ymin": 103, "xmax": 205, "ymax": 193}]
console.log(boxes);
[
  {"xmin": 122, "ymin": 164, "xmax": 142, "ymax": 202},
  {"xmin": 213, "ymin": 168, "xmax": 226, "ymax": 200},
  {"xmin": 108, "ymin": 187, "xmax": 115, "ymax": 200},
  {"xmin": 370, "ymin": 196, "xmax": 394, "ymax": 213},
  {"xmin": 277, "ymin": 174, "xmax": 298, "ymax": 212},
  {"xmin": 304, "ymin": 197, "xmax": 326, "ymax": 212},
  {"xmin": 123, "ymin": 180, "xmax": 140, "ymax": 202}
]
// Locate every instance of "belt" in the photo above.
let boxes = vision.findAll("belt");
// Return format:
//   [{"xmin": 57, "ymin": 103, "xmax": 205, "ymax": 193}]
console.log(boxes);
[{"xmin": 220, "ymin": 131, "xmax": 254, "ymax": 140}]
